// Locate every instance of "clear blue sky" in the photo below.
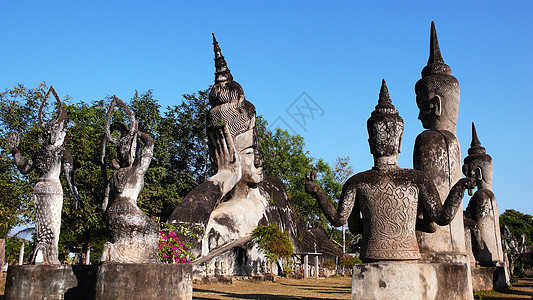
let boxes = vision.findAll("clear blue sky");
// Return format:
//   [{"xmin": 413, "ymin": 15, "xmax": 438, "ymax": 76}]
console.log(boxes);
[{"xmin": 2, "ymin": 1, "xmax": 532, "ymax": 216}]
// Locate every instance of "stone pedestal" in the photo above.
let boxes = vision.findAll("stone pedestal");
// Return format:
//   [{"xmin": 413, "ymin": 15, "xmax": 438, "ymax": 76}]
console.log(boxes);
[
  {"xmin": 95, "ymin": 263, "xmax": 192, "ymax": 300},
  {"xmin": 352, "ymin": 260, "xmax": 474, "ymax": 300},
  {"xmin": 4, "ymin": 265, "xmax": 97, "ymax": 300},
  {"xmin": 471, "ymin": 266, "xmax": 508, "ymax": 291}
]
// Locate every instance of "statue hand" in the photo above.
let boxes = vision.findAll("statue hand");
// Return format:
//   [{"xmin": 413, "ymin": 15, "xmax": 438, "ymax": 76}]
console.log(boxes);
[
  {"xmin": 8, "ymin": 131, "xmax": 20, "ymax": 151},
  {"xmin": 458, "ymin": 177, "xmax": 476, "ymax": 190},
  {"xmin": 306, "ymin": 170, "xmax": 317, "ymax": 182},
  {"xmin": 209, "ymin": 125, "xmax": 241, "ymax": 181},
  {"xmin": 305, "ymin": 181, "xmax": 320, "ymax": 195}
]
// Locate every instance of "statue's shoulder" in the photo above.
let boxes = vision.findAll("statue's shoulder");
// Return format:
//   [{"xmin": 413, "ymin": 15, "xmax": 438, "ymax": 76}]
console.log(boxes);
[
  {"xmin": 259, "ymin": 176, "xmax": 290, "ymax": 206},
  {"xmin": 346, "ymin": 169, "xmax": 376, "ymax": 184},
  {"xmin": 414, "ymin": 130, "xmax": 460, "ymax": 155},
  {"xmin": 472, "ymin": 189, "xmax": 495, "ymax": 201},
  {"xmin": 415, "ymin": 130, "xmax": 446, "ymax": 145}
]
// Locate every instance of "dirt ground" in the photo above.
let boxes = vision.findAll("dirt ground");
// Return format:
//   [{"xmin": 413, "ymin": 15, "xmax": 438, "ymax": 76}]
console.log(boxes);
[
  {"xmin": 193, "ymin": 277, "xmax": 352, "ymax": 300},
  {"xmin": 194, "ymin": 277, "xmax": 533, "ymax": 300},
  {"xmin": 473, "ymin": 277, "xmax": 533, "ymax": 299}
]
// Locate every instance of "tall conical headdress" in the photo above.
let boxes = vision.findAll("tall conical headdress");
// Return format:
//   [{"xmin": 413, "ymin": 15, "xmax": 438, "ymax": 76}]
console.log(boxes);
[
  {"xmin": 367, "ymin": 79, "xmax": 404, "ymax": 156},
  {"xmin": 421, "ymin": 22, "xmax": 452, "ymax": 77},
  {"xmin": 208, "ymin": 34, "xmax": 245, "ymax": 107},
  {"xmin": 468, "ymin": 122, "xmax": 486, "ymax": 155},
  {"xmin": 372, "ymin": 79, "xmax": 399, "ymax": 116},
  {"xmin": 213, "ymin": 33, "xmax": 233, "ymax": 83}
]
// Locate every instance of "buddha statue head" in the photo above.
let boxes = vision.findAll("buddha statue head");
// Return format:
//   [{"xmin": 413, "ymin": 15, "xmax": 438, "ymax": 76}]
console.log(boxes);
[
  {"xmin": 367, "ymin": 79, "xmax": 404, "ymax": 165},
  {"xmin": 463, "ymin": 123, "xmax": 492, "ymax": 190},
  {"xmin": 415, "ymin": 22, "xmax": 460, "ymax": 134},
  {"xmin": 38, "ymin": 86, "xmax": 68, "ymax": 147},
  {"xmin": 207, "ymin": 34, "xmax": 264, "ymax": 185}
]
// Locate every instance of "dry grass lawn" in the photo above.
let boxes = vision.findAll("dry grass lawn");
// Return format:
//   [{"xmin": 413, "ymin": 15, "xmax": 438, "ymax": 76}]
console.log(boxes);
[{"xmin": 193, "ymin": 277, "xmax": 352, "ymax": 300}]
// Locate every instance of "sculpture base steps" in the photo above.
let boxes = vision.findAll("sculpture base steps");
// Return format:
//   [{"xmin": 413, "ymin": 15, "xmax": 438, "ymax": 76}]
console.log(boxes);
[
  {"xmin": 5, "ymin": 263, "xmax": 192, "ymax": 300},
  {"xmin": 352, "ymin": 259, "xmax": 474, "ymax": 299}
]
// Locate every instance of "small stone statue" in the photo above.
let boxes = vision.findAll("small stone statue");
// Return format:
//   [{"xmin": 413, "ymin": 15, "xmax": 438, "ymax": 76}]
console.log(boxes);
[
  {"xmin": 100, "ymin": 96, "xmax": 159, "ymax": 263},
  {"xmin": 413, "ymin": 21, "xmax": 466, "ymax": 254},
  {"xmin": 464, "ymin": 123, "xmax": 504, "ymax": 266},
  {"xmin": 305, "ymin": 80, "xmax": 475, "ymax": 261},
  {"xmin": 8, "ymin": 86, "xmax": 80, "ymax": 265}
]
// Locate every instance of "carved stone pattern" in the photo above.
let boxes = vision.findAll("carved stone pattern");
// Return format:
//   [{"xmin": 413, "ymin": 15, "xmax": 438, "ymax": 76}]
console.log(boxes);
[
  {"xmin": 33, "ymin": 179, "xmax": 63, "ymax": 264},
  {"xmin": 33, "ymin": 146, "xmax": 63, "ymax": 176},
  {"xmin": 360, "ymin": 173, "xmax": 420, "ymax": 260},
  {"xmin": 113, "ymin": 168, "xmax": 134, "ymax": 194}
]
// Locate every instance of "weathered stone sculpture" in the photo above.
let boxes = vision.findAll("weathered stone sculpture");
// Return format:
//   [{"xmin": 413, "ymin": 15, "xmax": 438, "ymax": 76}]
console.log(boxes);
[
  {"xmin": 413, "ymin": 21, "xmax": 467, "ymax": 254},
  {"xmin": 8, "ymin": 86, "xmax": 80, "ymax": 265},
  {"xmin": 464, "ymin": 123, "xmax": 504, "ymax": 265},
  {"xmin": 168, "ymin": 35, "xmax": 339, "ymax": 276},
  {"xmin": 305, "ymin": 79, "xmax": 474, "ymax": 262},
  {"xmin": 100, "ymin": 96, "xmax": 159, "ymax": 263}
]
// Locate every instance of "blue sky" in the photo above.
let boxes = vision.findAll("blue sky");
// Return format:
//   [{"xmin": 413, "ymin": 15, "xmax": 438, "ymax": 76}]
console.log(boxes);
[{"xmin": 2, "ymin": 1, "xmax": 532, "ymax": 216}]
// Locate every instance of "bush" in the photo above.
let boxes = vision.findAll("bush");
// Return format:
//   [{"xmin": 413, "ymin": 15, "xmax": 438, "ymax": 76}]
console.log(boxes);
[
  {"xmin": 323, "ymin": 259, "xmax": 336, "ymax": 271},
  {"xmin": 339, "ymin": 255, "xmax": 362, "ymax": 269}
]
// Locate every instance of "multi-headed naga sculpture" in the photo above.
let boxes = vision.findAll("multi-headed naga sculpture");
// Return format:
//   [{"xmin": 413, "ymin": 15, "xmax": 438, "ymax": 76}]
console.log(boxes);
[
  {"xmin": 100, "ymin": 96, "xmax": 159, "ymax": 263},
  {"xmin": 413, "ymin": 22, "xmax": 466, "ymax": 254},
  {"xmin": 8, "ymin": 86, "xmax": 80, "ymax": 264},
  {"xmin": 305, "ymin": 80, "xmax": 475, "ymax": 261}
]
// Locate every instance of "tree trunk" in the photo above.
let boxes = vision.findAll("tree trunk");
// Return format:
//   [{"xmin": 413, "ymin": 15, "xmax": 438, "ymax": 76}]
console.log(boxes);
[{"xmin": 0, "ymin": 239, "xmax": 5, "ymax": 272}]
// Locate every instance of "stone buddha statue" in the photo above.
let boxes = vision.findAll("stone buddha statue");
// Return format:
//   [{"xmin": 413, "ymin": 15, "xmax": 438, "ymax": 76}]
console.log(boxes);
[
  {"xmin": 464, "ymin": 123, "xmax": 504, "ymax": 266},
  {"xmin": 414, "ymin": 22, "xmax": 466, "ymax": 254},
  {"xmin": 168, "ymin": 35, "xmax": 301, "ymax": 275},
  {"xmin": 305, "ymin": 80, "xmax": 475, "ymax": 262},
  {"xmin": 8, "ymin": 86, "xmax": 81, "ymax": 265}
]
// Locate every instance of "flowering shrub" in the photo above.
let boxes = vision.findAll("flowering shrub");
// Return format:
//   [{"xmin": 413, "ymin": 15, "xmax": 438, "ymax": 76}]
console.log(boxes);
[
  {"xmin": 159, "ymin": 230, "xmax": 190, "ymax": 264},
  {"xmin": 153, "ymin": 217, "xmax": 196, "ymax": 264},
  {"xmin": 517, "ymin": 246, "xmax": 533, "ymax": 268}
]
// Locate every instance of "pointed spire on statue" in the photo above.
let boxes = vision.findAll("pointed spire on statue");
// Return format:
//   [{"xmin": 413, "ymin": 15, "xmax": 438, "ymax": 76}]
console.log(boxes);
[
  {"xmin": 468, "ymin": 122, "xmax": 486, "ymax": 155},
  {"xmin": 372, "ymin": 79, "xmax": 398, "ymax": 116},
  {"xmin": 422, "ymin": 21, "xmax": 452, "ymax": 77},
  {"xmin": 428, "ymin": 21, "xmax": 444, "ymax": 65},
  {"xmin": 212, "ymin": 33, "xmax": 233, "ymax": 83}
]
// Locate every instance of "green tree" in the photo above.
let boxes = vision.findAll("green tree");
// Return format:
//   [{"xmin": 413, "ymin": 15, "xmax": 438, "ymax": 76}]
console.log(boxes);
[
  {"xmin": 500, "ymin": 209, "xmax": 533, "ymax": 247},
  {"xmin": 0, "ymin": 84, "xmax": 47, "ymax": 238}
]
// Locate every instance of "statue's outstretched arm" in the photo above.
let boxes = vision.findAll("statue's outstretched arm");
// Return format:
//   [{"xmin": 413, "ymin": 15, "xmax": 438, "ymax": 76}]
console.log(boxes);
[
  {"xmin": 8, "ymin": 131, "xmax": 33, "ymax": 174},
  {"xmin": 167, "ymin": 125, "xmax": 240, "ymax": 225},
  {"xmin": 135, "ymin": 131, "xmax": 154, "ymax": 176},
  {"xmin": 419, "ymin": 174, "xmax": 475, "ymax": 226},
  {"xmin": 102, "ymin": 181, "xmax": 110, "ymax": 213},
  {"xmin": 61, "ymin": 149, "xmax": 82, "ymax": 208},
  {"xmin": 305, "ymin": 170, "xmax": 357, "ymax": 227}
]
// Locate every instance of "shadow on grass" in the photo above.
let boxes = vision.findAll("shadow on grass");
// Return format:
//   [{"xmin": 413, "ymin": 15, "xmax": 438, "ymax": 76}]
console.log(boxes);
[{"xmin": 194, "ymin": 288, "xmax": 347, "ymax": 300}]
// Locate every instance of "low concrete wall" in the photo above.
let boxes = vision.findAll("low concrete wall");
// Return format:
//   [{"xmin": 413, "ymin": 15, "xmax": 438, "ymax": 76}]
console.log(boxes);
[
  {"xmin": 5, "ymin": 265, "xmax": 97, "ymax": 300},
  {"xmin": 95, "ymin": 263, "xmax": 192, "ymax": 300},
  {"xmin": 5, "ymin": 263, "xmax": 192, "ymax": 300},
  {"xmin": 471, "ymin": 266, "xmax": 508, "ymax": 291}
]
